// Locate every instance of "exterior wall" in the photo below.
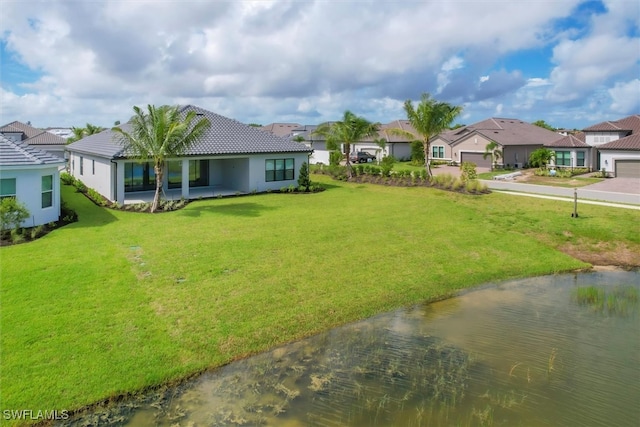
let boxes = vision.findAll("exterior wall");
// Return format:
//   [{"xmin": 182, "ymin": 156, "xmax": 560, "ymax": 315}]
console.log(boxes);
[
  {"xmin": 549, "ymin": 148, "xmax": 593, "ymax": 170},
  {"xmin": 307, "ymin": 141, "xmax": 330, "ymax": 164},
  {"xmin": 599, "ymin": 150, "xmax": 640, "ymax": 176},
  {"xmin": 584, "ymin": 131, "xmax": 623, "ymax": 147},
  {"xmin": 68, "ymin": 152, "xmax": 114, "ymax": 200},
  {"xmin": 0, "ymin": 165, "xmax": 63, "ymax": 227},
  {"xmin": 248, "ymin": 152, "xmax": 310, "ymax": 192}
]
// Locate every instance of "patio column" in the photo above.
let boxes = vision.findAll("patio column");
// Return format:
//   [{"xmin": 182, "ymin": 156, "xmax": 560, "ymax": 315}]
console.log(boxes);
[
  {"xmin": 181, "ymin": 158, "xmax": 189, "ymax": 200},
  {"xmin": 115, "ymin": 161, "xmax": 125, "ymax": 203}
]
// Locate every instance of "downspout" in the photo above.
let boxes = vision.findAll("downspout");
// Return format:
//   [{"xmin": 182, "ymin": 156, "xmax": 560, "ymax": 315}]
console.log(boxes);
[{"xmin": 111, "ymin": 160, "xmax": 117, "ymax": 203}]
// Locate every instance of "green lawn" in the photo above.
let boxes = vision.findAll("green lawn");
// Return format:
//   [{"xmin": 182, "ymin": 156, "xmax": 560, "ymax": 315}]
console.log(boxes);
[{"xmin": 2, "ymin": 175, "xmax": 638, "ymax": 418}]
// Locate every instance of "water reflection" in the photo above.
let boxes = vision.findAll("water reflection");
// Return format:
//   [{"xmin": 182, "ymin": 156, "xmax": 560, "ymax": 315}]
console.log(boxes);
[{"xmin": 64, "ymin": 271, "xmax": 639, "ymax": 426}]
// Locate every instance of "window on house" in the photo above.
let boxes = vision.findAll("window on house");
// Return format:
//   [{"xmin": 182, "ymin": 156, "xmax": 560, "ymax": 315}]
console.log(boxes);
[
  {"xmin": 80, "ymin": 156, "xmax": 84, "ymax": 175},
  {"xmin": 0, "ymin": 178, "xmax": 16, "ymax": 200},
  {"xmin": 431, "ymin": 146, "xmax": 445, "ymax": 158},
  {"xmin": 124, "ymin": 162, "xmax": 156, "ymax": 192},
  {"xmin": 555, "ymin": 151, "xmax": 571, "ymax": 166},
  {"xmin": 42, "ymin": 175, "xmax": 53, "ymax": 208},
  {"xmin": 265, "ymin": 158, "xmax": 294, "ymax": 182},
  {"xmin": 577, "ymin": 151, "xmax": 585, "ymax": 167}
]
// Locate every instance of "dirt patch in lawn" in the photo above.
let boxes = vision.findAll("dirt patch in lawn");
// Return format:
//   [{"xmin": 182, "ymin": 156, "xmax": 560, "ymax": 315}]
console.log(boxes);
[{"xmin": 558, "ymin": 240, "xmax": 640, "ymax": 269}]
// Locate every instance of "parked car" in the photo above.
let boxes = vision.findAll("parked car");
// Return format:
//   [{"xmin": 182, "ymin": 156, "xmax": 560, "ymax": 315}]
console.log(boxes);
[{"xmin": 349, "ymin": 151, "xmax": 377, "ymax": 163}]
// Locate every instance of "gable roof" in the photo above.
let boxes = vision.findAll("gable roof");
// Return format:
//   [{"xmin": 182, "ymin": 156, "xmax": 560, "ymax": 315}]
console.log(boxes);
[
  {"xmin": 545, "ymin": 132, "xmax": 590, "ymax": 148},
  {"xmin": 583, "ymin": 115, "xmax": 640, "ymax": 133},
  {"xmin": 447, "ymin": 118, "xmax": 561, "ymax": 147},
  {"xmin": 0, "ymin": 121, "xmax": 67, "ymax": 146},
  {"xmin": 0, "ymin": 135, "xmax": 66, "ymax": 167},
  {"xmin": 67, "ymin": 105, "xmax": 312, "ymax": 159}
]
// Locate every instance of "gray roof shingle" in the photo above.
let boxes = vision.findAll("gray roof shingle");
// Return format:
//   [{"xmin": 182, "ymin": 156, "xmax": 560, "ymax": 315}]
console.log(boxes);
[
  {"xmin": 0, "ymin": 121, "xmax": 67, "ymax": 146},
  {"xmin": 67, "ymin": 105, "xmax": 312, "ymax": 159},
  {"xmin": 0, "ymin": 135, "xmax": 66, "ymax": 167}
]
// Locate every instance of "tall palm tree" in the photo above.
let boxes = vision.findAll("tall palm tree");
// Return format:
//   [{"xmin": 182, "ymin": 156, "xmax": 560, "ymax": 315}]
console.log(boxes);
[
  {"xmin": 389, "ymin": 93, "xmax": 462, "ymax": 177},
  {"xmin": 112, "ymin": 105, "xmax": 211, "ymax": 212},
  {"xmin": 85, "ymin": 123, "xmax": 104, "ymax": 135},
  {"xmin": 483, "ymin": 140, "xmax": 503, "ymax": 171},
  {"xmin": 67, "ymin": 126, "xmax": 86, "ymax": 143},
  {"xmin": 313, "ymin": 111, "xmax": 379, "ymax": 179}
]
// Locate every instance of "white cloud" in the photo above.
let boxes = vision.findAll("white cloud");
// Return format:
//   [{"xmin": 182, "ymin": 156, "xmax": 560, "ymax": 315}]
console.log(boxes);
[
  {"xmin": 0, "ymin": 0, "xmax": 636, "ymax": 130},
  {"xmin": 609, "ymin": 79, "xmax": 640, "ymax": 114}
]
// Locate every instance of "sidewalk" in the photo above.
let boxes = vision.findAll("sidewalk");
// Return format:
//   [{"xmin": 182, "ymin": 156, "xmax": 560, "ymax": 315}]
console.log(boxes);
[{"xmin": 480, "ymin": 180, "xmax": 640, "ymax": 209}]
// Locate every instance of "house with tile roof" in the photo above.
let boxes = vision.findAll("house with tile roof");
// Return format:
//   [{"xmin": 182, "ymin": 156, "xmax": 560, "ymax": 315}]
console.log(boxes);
[
  {"xmin": 292, "ymin": 120, "xmax": 416, "ymax": 165},
  {"xmin": 0, "ymin": 135, "xmax": 66, "ymax": 227},
  {"xmin": 260, "ymin": 123, "xmax": 302, "ymax": 138},
  {"xmin": 434, "ymin": 118, "xmax": 562, "ymax": 169},
  {"xmin": 580, "ymin": 115, "xmax": 640, "ymax": 178},
  {"xmin": 0, "ymin": 121, "xmax": 67, "ymax": 159},
  {"xmin": 544, "ymin": 132, "xmax": 592, "ymax": 171},
  {"xmin": 65, "ymin": 105, "xmax": 312, "ymax": 204}
]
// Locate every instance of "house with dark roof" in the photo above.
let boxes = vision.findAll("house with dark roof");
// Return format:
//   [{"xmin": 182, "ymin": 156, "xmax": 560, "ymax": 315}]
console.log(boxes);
[
  {"xmin": 0, "ymin": 121, "xmax": 67, "ymax": 159},
  {"xmin": 432, "ymin": 118, "xmax": 562, "ymax": 168},
  {"xmin": 65, "ymin": 105, "xmax": 312, "ymax": 204},
  {"xmin": 0, "ymin": 135, "xmax": 66, "ymax": 227},
  {"xmin": 581, "ymin": 115, "xmax": 640, "ymax": 178}
]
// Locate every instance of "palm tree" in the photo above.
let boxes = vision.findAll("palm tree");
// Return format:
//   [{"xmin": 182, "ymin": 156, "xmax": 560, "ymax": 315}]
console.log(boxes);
[
  {"xmin": 529, "ymin": 147, "xmax": 555, "ymax": 170},
  {"xmin": 483, "ymin": 141, "xmax": 503, "ymax": 171},
  {"xmin": 67, "ymin": 126, "xmax": 86, "ymax": 143},
  {"xmin": 85, "ymin": 123, "xmax": 104, "ymax": 135},
  {"xmin": 112, "ymin": 105, "xmax": 211, "ymax": 212},
  {"xmin": 313, "ymin": 111, "xmax": 379, "ymax": 179},
  {"xmin": 388, "ymin": 93, "xmax": 462, "ymax": 177}
]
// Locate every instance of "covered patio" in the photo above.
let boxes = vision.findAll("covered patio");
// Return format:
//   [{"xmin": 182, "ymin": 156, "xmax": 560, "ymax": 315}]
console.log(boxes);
[{"xmin": 123, "ymin": 186, "xmax": 242, "ymax": 204}]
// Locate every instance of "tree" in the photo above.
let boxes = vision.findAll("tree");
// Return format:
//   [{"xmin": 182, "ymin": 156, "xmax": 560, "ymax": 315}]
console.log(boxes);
[
  {"xmin": 483, "ymin": 140, "xmax": 503, "ymax": 171},
  {"xmin": 112, "ymin": 105, "xmax": 211, "ymax": 212},
  {"xmin": 297, "ymin": 161, "xmax": 311, "ymax": 191},
  {"xmin": 0, "ymin": 197, "xmax": 30, "ymax": 232},
  {"xmin": 532, "ymin": 120, "xmax": 555, "ymax": 132},
  {"xmin": 67, "ymin": 126, "xmax": 87, "ymax": 143},
  {"xmin": 388, "ymin": 93, "xmax": 462, "ymax": 177},
  {"xmin": 85, "ymin": 123, "xmax": 104, "ymax": 135},
  {"xmin": 313, "ymin": 111, "xmax": 379, "ymax": 179},
  {"xmin": 292, "ymin": 135, "xmax": 306, "ymax": 143},
  {"xmin": 529, "ymin": 147, "xmax": 555, "ymax": 169}
]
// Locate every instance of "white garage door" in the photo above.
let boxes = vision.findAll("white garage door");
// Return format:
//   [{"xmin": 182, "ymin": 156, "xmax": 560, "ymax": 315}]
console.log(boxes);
[
  {"xmin": 615, "ymin": 160, "xmax": 640, "ymax": 178},
  {"xmin": 460, "ymin": 152, "xmax": 492, "ymax": 168}
]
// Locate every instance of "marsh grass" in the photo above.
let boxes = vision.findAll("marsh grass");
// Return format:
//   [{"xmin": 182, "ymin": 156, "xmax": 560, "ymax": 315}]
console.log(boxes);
[
  {"xmin": 3, "ymin": 175, "xmax": 638, "ymax": 419},
  {"xmin": 573, "ymin": 285, "xmax": 639, "ymax": 315}
]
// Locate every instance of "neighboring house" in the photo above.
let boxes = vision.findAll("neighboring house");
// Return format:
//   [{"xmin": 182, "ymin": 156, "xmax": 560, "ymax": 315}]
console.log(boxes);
[
  {"xmin": 45, "ymin": 127, "xmax": 74, "ymax": 140},
  {"xmin": 260, "ymin": 123, "xmax": 302, "ymax": 138},
  {"xmin": 292, "ymin": 121, "xmax": 415, "ymax": 165},
  {"xmin": 545, "ymin": 132, "xmax": 592, "ymax": 170},
  {"xmin": 0, "ymin": 135, "xmax": 65, "ymax": 227},
  {"xmin": 0, "ymin": 121, "xmax": 67, "ymax": 159},
  {"xmin": 65, "ymin": 105, "xmax": 312, "ymax": 204},
  {"xmin": 434, "ymin": 118, "xmax": 562, "ymax": 168},
  {"xmin": 581, "ymin": 115, "xmax": 640, "ymax": 177}
]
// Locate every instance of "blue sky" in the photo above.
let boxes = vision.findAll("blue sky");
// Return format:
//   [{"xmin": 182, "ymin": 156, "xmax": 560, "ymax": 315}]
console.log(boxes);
[{"xmin": 0, "ymin": 0, "xmax": 638, "ymax": 130}]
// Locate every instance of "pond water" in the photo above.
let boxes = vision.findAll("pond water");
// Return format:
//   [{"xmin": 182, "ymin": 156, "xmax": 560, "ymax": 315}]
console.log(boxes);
[{"xmin": 64, "ymin": 271, "xmax": 639, "ymax": 426}]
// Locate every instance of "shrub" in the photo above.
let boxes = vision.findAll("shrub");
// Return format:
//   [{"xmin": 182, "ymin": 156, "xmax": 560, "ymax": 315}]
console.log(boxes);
[
  {"xmin": 74, "ymin": 180, "xmax": 87, "ymax": 193},
  {"xmin": 297, "ymin": 162, "xmax": 311, "ymax": 190},
  {"xmin": 329, "ymin": 150, "xmax": 342, "ymax": 166},
  {"xmin": 411, "ymin": 140, "xmax": 424, "ymax": 164},
  {"xmin": 60, "ymin": 172, "xmax": 76, "ymax": 186},
  {"xmin": 1, "ymin": 197, "xmax": 30, "ymax": 232},
  {"xmin": 380, "ymin": 156, "xmax": 395, "ymax": 177},
  {"xmin": 61, "ymin": 202, "xmax": 78, "ymax": 223},
  {"xmin": 460, "ymin": 161, "xmax": 477, "ymax": 183}
]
